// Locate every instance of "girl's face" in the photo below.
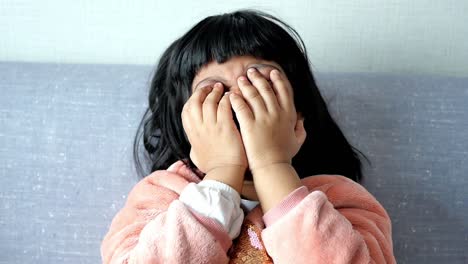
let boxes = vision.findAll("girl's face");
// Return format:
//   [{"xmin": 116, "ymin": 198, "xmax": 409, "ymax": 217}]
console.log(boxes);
[
  {"xmin": 191, "ymin": 55, "xmax": 288, "ymax": 94},
  {"xmin": 190, "ymin": 55, "xmax": 293, "ymax": 200}
]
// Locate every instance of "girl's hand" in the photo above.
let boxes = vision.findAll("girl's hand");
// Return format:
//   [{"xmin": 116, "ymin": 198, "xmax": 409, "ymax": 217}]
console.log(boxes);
[
  {"xmin": 181, "ymin": 83, "xmax": 248, "ymax": 175},
  {"xmin": 229, "ymin": 68, "xmax": 307, "ymax": 172},
  {"xmin": 229, "ymin": 68, "xmax": 307, "ymax": 211}
]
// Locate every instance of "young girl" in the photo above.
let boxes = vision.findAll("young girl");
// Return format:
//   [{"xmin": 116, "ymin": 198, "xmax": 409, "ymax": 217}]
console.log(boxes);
[{"xmin": 101, "ymin": 9, "xmax": 396, "ymax": 263}]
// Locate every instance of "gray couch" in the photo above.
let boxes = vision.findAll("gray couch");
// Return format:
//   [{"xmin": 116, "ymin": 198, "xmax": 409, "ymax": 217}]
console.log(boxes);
[{"xmin": 1, "ymin": 62, "xmax": 467, "ymax": 263}]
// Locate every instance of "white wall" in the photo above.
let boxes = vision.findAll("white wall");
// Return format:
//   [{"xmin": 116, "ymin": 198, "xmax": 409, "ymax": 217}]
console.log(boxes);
[{"xmin": 1, "ymin": 0, "xmax": 467, "ymax": 76}]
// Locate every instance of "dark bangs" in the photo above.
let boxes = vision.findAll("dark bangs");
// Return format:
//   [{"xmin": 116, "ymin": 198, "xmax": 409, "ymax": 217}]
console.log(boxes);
[{"xmin": 170, "ymin": 9, "xmax": 307, "ymax": 97}]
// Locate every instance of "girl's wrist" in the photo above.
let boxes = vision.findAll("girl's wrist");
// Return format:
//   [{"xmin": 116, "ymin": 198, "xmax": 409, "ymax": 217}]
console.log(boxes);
[
  {"xmin": 250, "ymin": 161, "xmax": 292, "ymax": 175},
  {"xmin": 248, "ymin": 153, "xmax": 292, "ymax": 173},
  {"xmin": 203, "ymin": 165, "xmax": 247, "ymax": 194},
  {"xmin": 251, "ymin": 163, "xmax": 303, "ymax": 212}
]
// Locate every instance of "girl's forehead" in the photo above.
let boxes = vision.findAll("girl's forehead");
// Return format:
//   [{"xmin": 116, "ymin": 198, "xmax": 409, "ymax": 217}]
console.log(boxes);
[{"xmin": 192, "ymin": 55, "xmax": 284, "ymax": 89}]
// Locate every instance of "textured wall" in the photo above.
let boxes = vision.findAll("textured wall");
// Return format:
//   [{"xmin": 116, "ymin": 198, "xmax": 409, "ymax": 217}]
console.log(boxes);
[{"xmin": 1, "ymin": 0, "xmax": 467, "ymax": 76}]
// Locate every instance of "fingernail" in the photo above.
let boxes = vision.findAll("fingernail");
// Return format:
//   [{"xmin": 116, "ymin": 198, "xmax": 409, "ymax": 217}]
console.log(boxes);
[
  {"xmin": 248, "ymin": 67, "xmax": 256, "ymax": 73},
  {"xmin": 238, "ymin": 76, "xmax": 246, "ymax": 81},
  {"xmin": 272, "ymin": 69, "xmax": 280, "ymax": 78}
]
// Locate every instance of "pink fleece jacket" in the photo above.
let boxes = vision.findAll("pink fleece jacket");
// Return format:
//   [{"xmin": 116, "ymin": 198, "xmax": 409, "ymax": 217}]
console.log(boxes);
[{"xmin": 101, "ymin": 160, "xmax": 395, "ymax": 263}]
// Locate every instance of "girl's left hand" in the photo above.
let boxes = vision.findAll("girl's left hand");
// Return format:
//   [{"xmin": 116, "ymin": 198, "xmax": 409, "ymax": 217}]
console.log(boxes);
[{"xmin": 229, "ymin": 68, "xmax": 307, "ymax": 171}]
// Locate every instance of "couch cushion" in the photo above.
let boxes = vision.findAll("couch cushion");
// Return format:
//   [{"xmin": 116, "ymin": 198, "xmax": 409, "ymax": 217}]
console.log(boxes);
[{"xmin": 0, "ymin": 62, "xmax": 466, "ymax": 263}]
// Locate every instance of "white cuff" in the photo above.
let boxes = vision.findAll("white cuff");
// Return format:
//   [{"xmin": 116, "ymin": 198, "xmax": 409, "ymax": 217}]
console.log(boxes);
[{"xmin": 179, "ymin": 180, "xmax": 244, "ymax": 239}]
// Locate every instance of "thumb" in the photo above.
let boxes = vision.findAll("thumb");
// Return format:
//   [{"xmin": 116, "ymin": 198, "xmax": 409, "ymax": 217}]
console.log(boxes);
[{"xmin": 189, "ymin": 149, "xmax": 204, "ymax": 173}]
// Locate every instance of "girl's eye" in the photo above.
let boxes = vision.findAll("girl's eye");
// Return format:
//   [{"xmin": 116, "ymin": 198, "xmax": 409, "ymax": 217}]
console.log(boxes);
[
  {"xmin": 260, "ymin": 69, "xmax": 276, "ymax": 82},
  {"xmin": 261, "ymin": 70, "xmax": 274, "ymax": 81},
  {"xmin": 207, "ymin": 82, "xmax": 225, "ymax": 88},
  {"xmin": 248, "ymin": 68, "xmax": 269, "ymax": 80}
]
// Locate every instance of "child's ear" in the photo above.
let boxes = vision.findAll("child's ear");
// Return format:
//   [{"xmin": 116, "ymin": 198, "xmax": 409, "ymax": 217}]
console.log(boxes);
[{"xmin": 295, "ymin": 112, "xmax": 307, "ymax": 146}]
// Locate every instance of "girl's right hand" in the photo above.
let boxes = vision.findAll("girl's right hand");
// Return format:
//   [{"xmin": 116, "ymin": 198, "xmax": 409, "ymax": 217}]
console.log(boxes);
[{"xmin": 181, "ymin": 83, "xmax": 248, "ymax": 175}]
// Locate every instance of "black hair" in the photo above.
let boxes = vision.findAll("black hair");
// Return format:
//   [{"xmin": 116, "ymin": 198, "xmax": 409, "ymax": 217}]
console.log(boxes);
[{"xmin": 133, "ymin": 9, "xmax": 369, "ymax": 182}]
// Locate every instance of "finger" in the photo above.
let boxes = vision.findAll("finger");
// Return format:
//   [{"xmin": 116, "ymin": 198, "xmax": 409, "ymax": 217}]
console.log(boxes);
[
  {"xmin": 246, "ymin": 67, "xmax": 279, "ymax": 113},
  {"xmin": 237, "ymin": 75, "xmax": 267, "ymax": 117},
  {"xmin": 202, "ymin": 83, "xmax": 224, "ymax": 123},
  {"xmin": 229, "ymin": 92, "xmax": 254, "ymax": 125},
  {"xmin": 189, "ymin": 85, "xmax": 214, "ymax": 122},
  {"xmin": 182, "ymin": 104, "xmax": 199, "ymax": 146},
  {"xmin": 217, "ymin": 92, "xmax": 234, "ymax": 126},
  {"xmin": 270, "ymin": 69, "xmax": 294, "ymax": 113}
]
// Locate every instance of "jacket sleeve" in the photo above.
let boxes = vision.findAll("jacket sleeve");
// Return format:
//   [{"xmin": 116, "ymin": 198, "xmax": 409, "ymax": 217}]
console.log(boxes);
[
  {"xmin": 100, "ymin": 171, "xmax": 231, "ymax": 264},
  {"xmin": 261, "ymin": 175, "xmax": 396, "ymax": 264}
]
